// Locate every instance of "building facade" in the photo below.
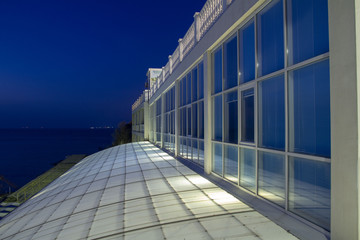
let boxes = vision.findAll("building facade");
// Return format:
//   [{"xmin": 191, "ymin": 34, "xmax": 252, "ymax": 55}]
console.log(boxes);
[{"xmin": 132, "ymin": 0, "xmax": 360, "ymax": 238}]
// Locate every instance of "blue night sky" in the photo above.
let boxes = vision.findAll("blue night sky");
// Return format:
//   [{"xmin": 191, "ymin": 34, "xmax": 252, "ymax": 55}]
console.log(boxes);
[{"xmin": 0, "ymin": 0, "xmax": 206, "ymax": 128}]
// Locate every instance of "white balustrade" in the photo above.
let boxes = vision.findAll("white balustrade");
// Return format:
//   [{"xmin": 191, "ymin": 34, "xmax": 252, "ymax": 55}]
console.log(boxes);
[{"xmin": 182, "ymin": 22, "xmax": 195, "ymax": 58}]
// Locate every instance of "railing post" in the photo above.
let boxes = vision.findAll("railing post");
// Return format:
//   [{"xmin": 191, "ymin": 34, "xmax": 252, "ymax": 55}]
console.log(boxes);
[
  {"xmin": 194, "ymin": 12, "xmax": 200, "ymax": 42},
  {"xmin": 169, "ymin": 55, "xmax": 173, "ymax": 74},
  {"xmin": 178, "ymin": 38, "xmax": 184, "ymax": 62},
  {"xmin": 161, "ymin": 67, "xmax": 165, "ymax": 83}
]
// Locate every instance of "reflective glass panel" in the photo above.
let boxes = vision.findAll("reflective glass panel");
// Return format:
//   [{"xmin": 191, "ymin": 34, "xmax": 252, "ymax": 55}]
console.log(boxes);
[
  {"xmin": 212, "ymin": 143, "xmax": 223, "ymax": 175},
  {"xmin": 199, "ymin": 141, "xmax": 204, "ymax": 166},
  {"xmin": 187, "ymin": 107, "xmax": 191, "ymax": 136},
  {"xmin": 287, "ymin": 0, "xmax": 329, "ymax": 65},
  {"xmin": 192, "ymin": 68, "xmax": 198, "ymax": 102},
  {"xmin": 198, "ymin": 101, "xmax": 204, "ymax": 139},
  {"xmin": 192, "ymin": 140, "xmax": 198, "ymax": 163},
  {"xmin": 241, "ymin": 88, "xmax": 254, "ymax": 143},
  {"xmin": 224, "ymin": 145, "xmax": 238, "ymax": 183},
  {"xmin": 213, "ymin": 95, "xmax": 223, "ymax": 141},
  {"xmin": 239, "ymin": 19, "xmax": 255, "ymax": 84},
  {"xmin": 258, "ymin": 151, "xmax": 285, "ymax": 207},
  {"xmin": 192, "ymin": 103, "xmax": 198, "ymax": 138},
  {"xmin": 199, "ymin": 62, "xmax": 204, "ymax": 99},
  {"xmin": 213, "ymin": 48, "xmax": 223, "ymax": 94},
  {"xmin": 239, "ymin": 148, "xmax": 256, "ymax": 192},
  {"xmin": 257, "ymin": 0, "xmax": 284, "ymax": 76},
  {"xmin": 258, "ymin": 75, "xmax": 285, "ymax": 150},
  {"xmin": 224, "ymin": 35, "xmax": 238, "ymax": 89},
  {"xmin": 225, "ymin": 91, "xmax": 238, "ymax": 143},
  {"xmin": 289, "ymin": 59, "xmax": 330, "ymax": 157},
  {"xmin": 187, "ymin": 73, "xmax": 191, "ymax": 104},
  {"xmin": 289, "ymin": 157, "xmax": 330, "ymax": 230}
]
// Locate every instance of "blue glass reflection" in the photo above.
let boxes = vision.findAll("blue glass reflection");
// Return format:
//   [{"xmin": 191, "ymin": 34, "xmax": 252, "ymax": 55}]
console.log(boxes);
[
  {"xmin": 225, "ymin": 91, "xmax": 238, "ymax": 143},
  {"xmin": 192, "ymin": 68, "xmax": 198, "ymax": 102},
  {"xmin": 257, "ymin": 0, "xmax": 284, "ymax": 76},
  {"xmin": 258, "ymin": 151, "xmax": 285, "ymax": 207},
  {"xmin": 224, "ymin": 35, "xmax": 238, "ymax": 89},
  {"xmin": 224, "ymin": 145, "xmax": 238, "ymax": 182},
  {"xmin": 187, "ymin": 73, "xmax": 191, "ymax": 104},
  {"xmin": 241, "ymin": 89, "xmax": 254, "ymax": 142},
  {"xmin": 240, "ymin": 148, "xmax": 256, "ymax": 192},
  {"xmin": 287, "ymin": 0, "xmax": 329, "ymax": 65},
  {"xmin": 289, "ymin": 59, "xmax": 330, "ymax": 157},
  {"xmin": 213, "ymin": 48, "xmax": 223, "ymax": 94},
  {"xmin": 192, "ymin": 103, "xmax": 198, "ymax": 138},
  {"xmin": 258, "ymin": 75, "xmax": 285, "ymax": 150},
  {"xmin": 199, "ymin": 62, "xmax": 204, "ymax": 99},
  {"xmin": 213, "ymin": 143, "xmax": 223, "ymax": 175},
  {"xmin": 199, "ymin": 101, "xmax": 204, "ymax": 139},
  {"xmin": 289, "ymin": 157, "xmax": 330, "ymax": 230},
  {"xmin": 213, "ymin": 95, "xmax": 222, "ymax": 141},
  {"xmin": 239, "ymin": 20, "xmax": 255, "ymax": 84}
]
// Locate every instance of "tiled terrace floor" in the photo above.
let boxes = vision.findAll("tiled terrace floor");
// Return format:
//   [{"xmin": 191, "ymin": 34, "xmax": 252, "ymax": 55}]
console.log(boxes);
[{"xmin": 0, "ymin": 142, "xmax": 298, "ymax": 240}]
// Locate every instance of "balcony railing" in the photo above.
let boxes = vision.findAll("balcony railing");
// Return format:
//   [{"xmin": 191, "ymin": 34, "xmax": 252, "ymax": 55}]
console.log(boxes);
[
  {"xmin": 132, "ymin": 90, "xmax": 149, "ymax": 112},
  {"xmin": 135, "ymin": 0, "xmax": 232, "ymax": 102}
]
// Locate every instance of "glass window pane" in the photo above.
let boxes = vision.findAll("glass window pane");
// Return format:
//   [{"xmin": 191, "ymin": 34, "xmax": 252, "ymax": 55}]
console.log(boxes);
[
  {"xmin": 213, "ymin": 95, "xmax": 223, "ymax": 141},
  {"xmin": 187, "ymin": 73, "xmax": 191, "ymax": 104},
  {"xmin": 187, "ymin": 139, "xmax": 192, "ymax": 159},
  {"xmin": 187, "ymin": 107, "xmax": 191, "ymax": 136},
  {"xmin": 198, "ymin": 101, "xmax": 204, "ymax": 139},
  {"xmin": 224, "ymin": 145, "xmax": 238, "ymax": 183},
  {"xmin": 289, "ymin": 157, "xmax": 330, "ymax": 230},
  {"xmin": 239, "ymin": 19, "xmax": 255, "ymax": 84},
  {"xmin": 181, "ymin": 108, "xmax": 186, "ymax": 136},
  {"xmin": 241, "ymin": 88, "xmax": 254, "ymax": 143},
  {"xmin": 182, "ymin": 77, "xmax": 186, "ymax": 106},
  {"xmin": 289, "ymin": 59, "xmax": 330, "ymax": 157},
  {"xmin": 199, "ymin": 62, "xmax": 204, "ymax": 99},
  {"xmin": 192, "ymin": 68, "xmax": 198, "ymax": 102},
  {"xmin": 287, "ymin": 0, "xmax": 329, "ymax": 65},
  {"xmin": 199, "ymin": 141, "xmax": 204, "ymax": 166},
  {"xmin": 192, "ymin": 103, "xmax": 198, "ymax": 138},
  {"xmin": 212, "ymin": 143, "xmax": 223, "ymax": 175},
  {"xmin": 213, "ymin": 48, "xmax": 223, "ymax": 94},
  {"xmin": 225, "ymin": 91, "xmax": 238, "ymax": 143},
  {"xmin": 224, "ymin": 35, "xmax": 238, "ymax": 89},
  {"xmin": 258, "ymin": 75, "xmax": 285, "ymax": 150},
  {"xmin": 257, "ymin": 0, "xmax": 284, "ymax": 77},
  {"xmin": 239, "ymin": 148, "xmax": 256, "ymax": 192},
  {"xmin": 258, "ymin": 151, "xmax": 285, "ymax": 207},
  {"xmin": 192, "ymin": 140, "xmax": 198, "ymax": 163}
]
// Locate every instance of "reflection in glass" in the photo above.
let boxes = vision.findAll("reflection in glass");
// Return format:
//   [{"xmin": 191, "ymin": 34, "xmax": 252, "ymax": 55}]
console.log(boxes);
[
  {"xmin": 213, "ymin": 48, "xmax": 223, "ymax": 94},
  {"xmin": 257, "ymin": 0, "xmax": 284, "ymax": 76},
  {"xmin": 239, "ymin": 148, "xmax": 256, "ymax": 192},
  {"xmin": 258, "ymin": 151, "xmax": 285, "ymax": 207},
  {"xmin": 213, "ymin": 95, "xmax": 223, "ymax": 141},
  {"xmin": 192, "ymin": 140, "xmax": 198, "ymax": 163},
  {"xmin": 224, "ymin": 35, "xmax": 238, "ymax": 90},
  {"xmin": 258, "ymin": 75, "xmax": 285, "ymax": 150},
  {"xmin": 289, "ymin": 60, "xmax": 330, "ymax": 157},
  {"xmin": 192, "ymin": 68, "xmax": 198, "ymax": 102},
  {"xmin": 225, "ymin": 91, "xmax": 238, "ymax": 143},
  {"xmin": 224, "ymin": 145, "xmax": 238, "ymax": 183},
  {"xmin": 289, "ymin": 157, "xmax": 330, "ymax": 230},
  {"xmin": 199, "ymin": 101, "xmax": 204, "ymax": 139},
  {"xmin": 199, "ymin": 62, "xmax": 204, "ymax": 99},
  {"xmin": 287, "ymin": 0, "xmax": 329, "ymax": 65},
  {"xmin": 212, "ymin": 143, "xmax": 223, "ymax": 176},
  {"xmin": 199, "ymin": 141, "xmax": 204, "ymax": 166},
  {"xmin": 187, "ymin": 73, "xmax": 191, "ymax": 104},
  {"xmin": 241, "ymin": 89, "xmax": 254, "ymax": 143},
  {"xmin": 239, "ymin": 20, "xmax": 255, "ymax": 84},
  {"xmin": 192, "ymin": 104, "xmax": 198, "ymax": 138}
]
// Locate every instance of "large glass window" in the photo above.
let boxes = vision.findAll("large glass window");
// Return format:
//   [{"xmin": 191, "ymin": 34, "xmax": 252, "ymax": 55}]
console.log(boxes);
[
  {"xmin": 213, "ymin": 95, "xmax": 223, "ymax": 141},
  {"xmin": 187, "ymin": 107, "xmax": 191, "ymax": 136},
  {"xmin": 224, "ymin": 145, "xmax": 238, "ymax": 183},
  {"xmin": 257, "ymin": 0, "xmax": 284, "ymax": 77},
  {"xmin": 239, "ymin": 148, "xmax": 256, "ymax": 192},
  {"xmin": 199, "ymin": 62, "xmax": 204, "ymax": 99},
  {"xmin": 289, "ymin": 157, "xmax": 330, "ymax": 230},
  {"xmin": 225, "ymin": 91, "xmax": 238, "ymax": 143},
  {"xmin": 224, "ymin": 35, "xmax": 238, "ymax": 90},
  {"xmin": 213, "ymin": 143, "xmax": 223, "ymax": 175},
  {"xmin": 258, "ymin": 75, "xmax": 285, "ymax": 150},
  {"xmin": 239, "ymin": 20, "xmax": 255, "ymax": 84},
  {"xmin": 289, "ymin": 60, "xmax": 330, "ymax": 157},
  {"xmin": 287, "ymin": 0, "xmax": 329, "ymax": 65},
  {"xmin": 241, "ymin": 88, "xmax": 254, "ymax": 143},
  {"xmin": 213, "ymin": 48, "xmax": 223, "ymax": 94},
  {"xmin": 258, "ymin": 151, "xmax": 285, "ymax": 207}
]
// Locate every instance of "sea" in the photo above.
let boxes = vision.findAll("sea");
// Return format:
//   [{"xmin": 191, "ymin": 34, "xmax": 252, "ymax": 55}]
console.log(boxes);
[{"xmin": 0, "ymin": 128, "xmax": 114, "ymax": 193}]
